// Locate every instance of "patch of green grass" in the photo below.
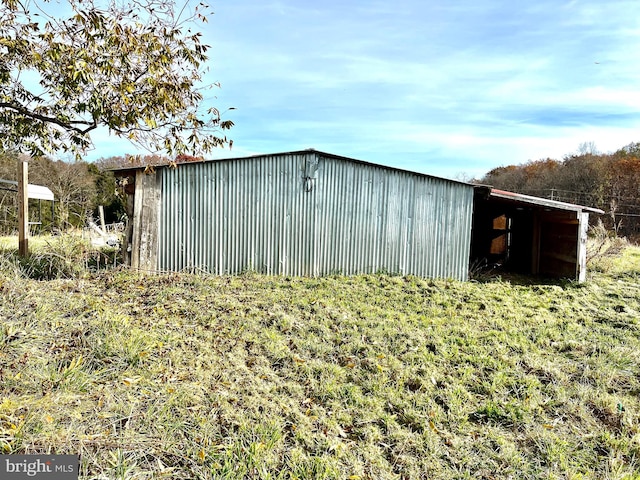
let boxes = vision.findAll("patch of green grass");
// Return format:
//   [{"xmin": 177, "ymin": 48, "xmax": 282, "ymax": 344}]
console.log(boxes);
[
  {"xmin": 0, "ymin": 234, "xmax": 121, "ymax": 279},
  {"xmin": 0, "ymin": 246, "xmax": 639, "ymax": 478}
]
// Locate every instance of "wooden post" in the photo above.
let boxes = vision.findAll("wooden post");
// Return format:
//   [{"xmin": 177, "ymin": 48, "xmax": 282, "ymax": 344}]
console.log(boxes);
[
  {"xmin": 576, "ymin": 212, "xmax": 589, "ymax": 283},
  {"xmin": 17, "ymin": 159, "xmax": 29, "ymax": 256},
  {"xmin": 98, "ymin": 205, "xmax": 106, "ymax": 234}
]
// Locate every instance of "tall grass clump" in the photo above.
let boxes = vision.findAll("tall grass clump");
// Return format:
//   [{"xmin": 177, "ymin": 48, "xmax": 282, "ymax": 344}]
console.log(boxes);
[
  {"xmin": 0, "ymin": 234, "xmax": 121, "ymax": 280},
  {"xmin": 587, "ymin": 221, "xmax": 631, "ymax": 279}
]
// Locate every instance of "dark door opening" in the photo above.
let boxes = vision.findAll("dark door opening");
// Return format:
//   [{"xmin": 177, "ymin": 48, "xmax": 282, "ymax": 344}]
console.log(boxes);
[{"xmin": 471, "ymin": 187, "xmax": 594, "ymax": 281}]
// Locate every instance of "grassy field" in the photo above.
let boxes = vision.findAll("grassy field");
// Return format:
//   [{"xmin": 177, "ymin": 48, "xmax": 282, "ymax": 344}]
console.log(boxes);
[{"xmin": 0, "ymin": 240, "xmax": 639, "ymax": 479}]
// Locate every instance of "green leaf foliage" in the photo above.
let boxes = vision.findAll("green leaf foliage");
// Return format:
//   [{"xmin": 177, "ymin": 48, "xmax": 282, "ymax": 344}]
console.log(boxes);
[{"xmin": 0, "ymin": 0, "xmax": 232, "ymax": 158}]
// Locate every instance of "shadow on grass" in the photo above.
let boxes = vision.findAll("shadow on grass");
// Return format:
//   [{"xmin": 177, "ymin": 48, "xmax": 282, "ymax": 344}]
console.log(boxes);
[{"xmin": 470, "ymin": 267, "xmax": 582, "ymax": 288}]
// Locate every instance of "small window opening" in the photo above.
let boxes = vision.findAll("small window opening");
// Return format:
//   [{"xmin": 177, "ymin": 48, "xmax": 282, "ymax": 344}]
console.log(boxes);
[{"xmin": 490, "ymin": 215, "xmax": 512, "ymax": 262}]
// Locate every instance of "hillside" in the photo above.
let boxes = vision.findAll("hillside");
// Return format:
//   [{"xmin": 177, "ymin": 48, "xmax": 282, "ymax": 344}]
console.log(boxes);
[{"xmin": 1, "ymin": 247, "xmax": 639, "ymax": 479}]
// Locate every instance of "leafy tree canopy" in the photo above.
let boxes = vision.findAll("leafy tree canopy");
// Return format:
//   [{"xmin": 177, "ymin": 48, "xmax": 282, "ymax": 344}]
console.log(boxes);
[{"xmin": 0, "ymin": 0, "xmax": 233, "ymax": 158}]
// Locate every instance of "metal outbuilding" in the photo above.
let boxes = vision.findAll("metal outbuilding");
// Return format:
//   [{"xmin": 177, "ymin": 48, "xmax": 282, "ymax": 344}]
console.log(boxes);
[
  {"xmin": 114, "ymin": 150, "xmax": 475, "ymax": 280},
  {"xmin": 471, "ymin": 187, "xmax": 604, "ymax": 282},
  {"xmin": 113, "ymin": 150, "xmax": 603, "ymax": 282}
]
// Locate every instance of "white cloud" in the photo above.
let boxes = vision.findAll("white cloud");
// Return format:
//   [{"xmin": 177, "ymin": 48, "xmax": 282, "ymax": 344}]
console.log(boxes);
[{"xmin": 72, "ymin": 0, "xmax": 640, "ymax": 178}]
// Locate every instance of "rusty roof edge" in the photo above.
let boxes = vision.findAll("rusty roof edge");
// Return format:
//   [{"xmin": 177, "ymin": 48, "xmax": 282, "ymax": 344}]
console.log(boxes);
[{"xmin": 488, "ymin": 188, "xmax": 605, "ymax": 214}]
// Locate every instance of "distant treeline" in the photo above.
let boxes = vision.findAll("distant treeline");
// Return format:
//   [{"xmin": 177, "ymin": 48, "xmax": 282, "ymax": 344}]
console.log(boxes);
[
  {"xmin": 0, "ymin": 152, "xmax": 204, "ymax": 235},
  {"xmin": 0, "ymin": 151, "xmax": 126, "ymax": 234},
  {"xmin": 478, "ymin": 142, "xmax": 640, "ymax": 241}
]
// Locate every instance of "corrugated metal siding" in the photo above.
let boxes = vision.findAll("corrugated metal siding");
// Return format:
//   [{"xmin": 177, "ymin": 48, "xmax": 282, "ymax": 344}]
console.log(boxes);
[
  {"xmin": 315, "ymin": 155, "xmax": 473, "ymax": 280},
  {"xmin": 159, "ymin": 153, "xmax": 317, "ymax": 275},
  {"xmin": 157, "ymin": 152, "xmax": 474, "ymax": 280}
]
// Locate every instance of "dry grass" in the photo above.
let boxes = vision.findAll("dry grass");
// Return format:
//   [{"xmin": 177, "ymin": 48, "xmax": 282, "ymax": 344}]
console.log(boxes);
[
  {"xmin": 0, "ymin": 234, "xmax": 120, "ymax": 279},
  {"xmin": 0, "ymin": 243, "xmax": 639, "ymax": 479}
]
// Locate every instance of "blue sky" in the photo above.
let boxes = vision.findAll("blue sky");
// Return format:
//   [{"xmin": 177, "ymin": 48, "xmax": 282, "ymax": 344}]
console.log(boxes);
[{"xmin": 86, "ymin": 0, "xmax": 640, "ymax": 179}]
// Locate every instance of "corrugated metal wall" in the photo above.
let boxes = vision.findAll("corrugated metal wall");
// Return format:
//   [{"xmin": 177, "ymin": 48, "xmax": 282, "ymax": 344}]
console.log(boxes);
[{"xmin": 157, "ymin": 152, "xmax": 474, "ymax": 280}]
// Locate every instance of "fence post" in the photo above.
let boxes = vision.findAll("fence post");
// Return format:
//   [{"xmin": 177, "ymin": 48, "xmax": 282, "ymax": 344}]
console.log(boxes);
[
  {"xmin": 18, "ymin": 159, "xmax": 29, "ymax": 257},
  {"xmin": 98, "ymin": 205, "xmax": 106, "ymax": 234}
]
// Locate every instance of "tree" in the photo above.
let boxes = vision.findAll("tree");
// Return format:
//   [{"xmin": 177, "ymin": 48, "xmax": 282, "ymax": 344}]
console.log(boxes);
[
  {"xmin": 88, "ymin": 162, "xmax": 125, "ymax": 224},
  {"xmin": 0, "ymin": 150, "xmax": 21, "ymax": 233},
  {"xmin": 558, "ymin": 152, "xmax": 608, "ymax": 204},
  {"xmin": 479, "ymin": 142, "xmax": 640, "ymax": 240},
  {"xmin": 45, "ymin": 160, "xmax": 96, "ymax": 228},
  {"xmin": 482, "ymin": 159, "xmax": 560, "ymax": 195},
  {"xmin": 0, "ymin": 0, "xmax": 233, "ymax": 158}
]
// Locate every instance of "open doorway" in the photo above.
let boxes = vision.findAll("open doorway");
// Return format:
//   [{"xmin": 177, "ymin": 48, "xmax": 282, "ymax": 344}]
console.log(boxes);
[{"xmin": 471, "ymin": 187, "xmax": 602, "ymax": 282}]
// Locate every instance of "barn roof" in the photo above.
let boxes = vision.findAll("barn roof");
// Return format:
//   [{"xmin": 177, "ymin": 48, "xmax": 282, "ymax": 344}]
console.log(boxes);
[
  {"xmin": 107, "ymin": 148, "xmax": 474, "ymax": 187},
  {"xmin": 108, "ymin": 149, "xmax": 604, "ymax": 215},
  {"xmin": 474, "ymin": 185, "xmax": 604, "ymax": 215}
]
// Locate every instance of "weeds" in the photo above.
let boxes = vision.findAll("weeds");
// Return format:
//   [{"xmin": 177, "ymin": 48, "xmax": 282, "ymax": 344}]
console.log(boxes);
[
  {"xmin": 0, "ymin": 234, "xmax": 121, "ymax": 280},
  {"xmin": 0, "ymin": 242, "xmax": 639, "ymax": 478},
  {"xmin": 587, "ymin": 219, "xmax": 629, "ymax": 273}
]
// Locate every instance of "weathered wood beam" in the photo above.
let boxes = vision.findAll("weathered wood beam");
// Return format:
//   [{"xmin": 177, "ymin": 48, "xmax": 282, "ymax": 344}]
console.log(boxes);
[{"xmin": 17, "ymin": 159, "xmax": 29, "ymax": 257}]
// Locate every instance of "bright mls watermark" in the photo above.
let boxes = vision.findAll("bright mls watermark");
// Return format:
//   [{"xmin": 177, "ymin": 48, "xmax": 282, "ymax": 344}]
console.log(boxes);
[{"xmin": 0, "ymin": 455, "xmax": 78, "ymax": 480}]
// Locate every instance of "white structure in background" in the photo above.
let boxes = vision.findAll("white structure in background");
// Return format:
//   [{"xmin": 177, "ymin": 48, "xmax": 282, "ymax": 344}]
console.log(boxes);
[
  {"xmin": 0, "ymin": 179, "xmax": 55, "ymax": 201},
  {"xmin": 0, "ymin": 179, "xmax": 55, "ymax": 236}
]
